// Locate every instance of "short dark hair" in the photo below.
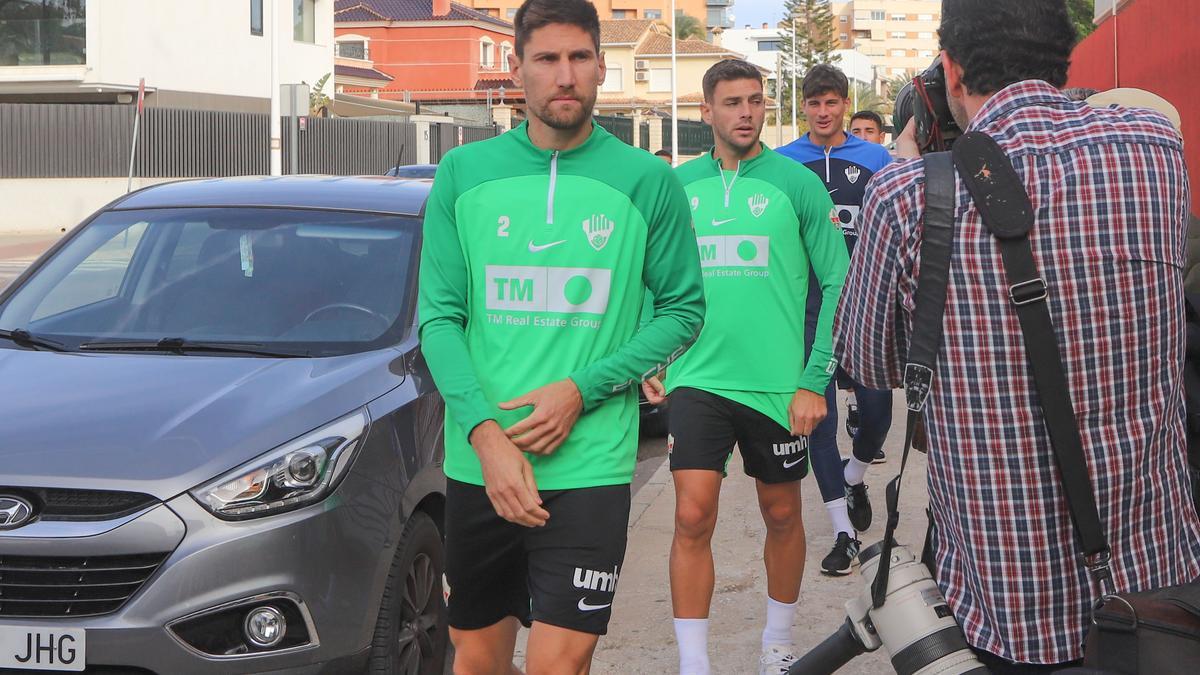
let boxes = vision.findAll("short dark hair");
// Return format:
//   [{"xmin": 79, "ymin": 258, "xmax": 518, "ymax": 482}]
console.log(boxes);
[
  {"xmin": 513, "ymin": 0, "xmax": 601, "ymax": 58},
  {"xmin": 939, "ymin": 0, "xmax": 1075, "ymax": 95},
  {"xmin": 1061, "ymin": 87, "xmax": 1098, "ymax": 101},
  {"xmin": 850, "ymin": 110, "xmax": 883, "ymax": 130},
  {"xmin": 702, "ymin": 59, "xmax": 763, "ymax": 101},
  {"xmin": 654, "ymin": 148, "xmax": 673, "ymax": 157},
  {"xmin": 801, "ymin": 64, "xmax": 848, "ymax": 100}
]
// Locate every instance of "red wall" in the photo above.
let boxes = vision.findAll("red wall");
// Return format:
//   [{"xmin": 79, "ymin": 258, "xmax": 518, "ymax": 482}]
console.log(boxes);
[
  {"xmin": 1067, "ymin": 0, "xmax": 1200, "ymax": 213},
  {"xmin": 337, "ymin": 24, "xmax": 513, "ymax": 100}
]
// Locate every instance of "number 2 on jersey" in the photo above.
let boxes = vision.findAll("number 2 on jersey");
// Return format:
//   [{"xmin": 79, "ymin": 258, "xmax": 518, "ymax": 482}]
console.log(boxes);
[{"xmin": 497, "ymin": 215, "xmax": 510, "ymax": 238}]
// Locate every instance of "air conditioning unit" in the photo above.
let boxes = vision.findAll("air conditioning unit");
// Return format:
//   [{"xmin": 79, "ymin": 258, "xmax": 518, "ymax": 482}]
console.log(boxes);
[
  {"xmin": 634, "ymin": 71, "xmax": 650, "ymax": 82},
  {"xmin": 635, "ymin": 60, "xmax": 649, "ymax": 70}
]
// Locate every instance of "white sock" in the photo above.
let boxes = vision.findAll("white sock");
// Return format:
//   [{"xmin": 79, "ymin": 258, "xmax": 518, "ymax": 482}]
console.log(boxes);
[
  {"xmin": 762, "ymin": 596, "xmax": 798, "ymax": 650},
  {"xmin": 825, "ymin": 497, "xmax": 854, "ymax": 537},
  {"xmin": 674, "ymin": 617, "xmax": 710, "ymax": 674},
  {"xmin": 844, "ymin": 456, "xmax": 871, "ymax": 486}
]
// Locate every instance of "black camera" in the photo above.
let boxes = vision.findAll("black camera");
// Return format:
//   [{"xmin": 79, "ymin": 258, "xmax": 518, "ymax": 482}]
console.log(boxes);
[{"xmin": 892, "ymin": 58, "xmax": 962, "ymax": 153}]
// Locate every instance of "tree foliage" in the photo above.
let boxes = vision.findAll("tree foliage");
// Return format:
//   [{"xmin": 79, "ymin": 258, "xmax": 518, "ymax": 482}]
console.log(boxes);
[{"xmin": 777, "ymin": 0, "xmax": 840, "ymax": 122}]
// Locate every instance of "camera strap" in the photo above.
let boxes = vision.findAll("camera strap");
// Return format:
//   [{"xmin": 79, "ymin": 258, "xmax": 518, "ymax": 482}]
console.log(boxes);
[
  {"xmin": 952, "ymin": 131, "xmax": 1114, "ymax": 595},
  {"xmin": 871, "ymin": 151, "xmax": 956, "ymax": 608}
]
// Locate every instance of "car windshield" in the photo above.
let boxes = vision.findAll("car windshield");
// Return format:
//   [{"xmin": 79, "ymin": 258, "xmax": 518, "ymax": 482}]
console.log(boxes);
[{"xmin": 0, "ymin": 207, "xmax": 419, "ymax": 357}]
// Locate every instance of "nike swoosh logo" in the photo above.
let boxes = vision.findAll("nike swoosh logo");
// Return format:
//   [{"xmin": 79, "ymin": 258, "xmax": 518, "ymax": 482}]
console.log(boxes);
[
  {"xmin": 711, "ymin": 218, "xmax": 735, "ymax": 227},
  {"xmin": 828, "ymin": 188, "xmax": 839, "ymax": 195},
  {"xmin": 577, "ymin": 598, "xmax": 612, "ymax": 611},
  {"xmin": 528, "ymin": 239, "xmax": 566, "ymax": 253},
  {"xmin": 783, "ymin": 457, "xmax": 806, "ymax": 469}
]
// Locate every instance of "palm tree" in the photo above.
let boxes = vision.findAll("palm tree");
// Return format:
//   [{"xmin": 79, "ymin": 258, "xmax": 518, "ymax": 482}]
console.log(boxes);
[{"xmin": 672, "ymin": 11, "xmax": 706, "ymax": 41}]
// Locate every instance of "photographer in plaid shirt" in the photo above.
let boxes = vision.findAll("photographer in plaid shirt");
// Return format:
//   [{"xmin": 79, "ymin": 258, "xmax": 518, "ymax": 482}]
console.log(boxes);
[{"xmin": 837, "ymin": 0, "xmax": 1200, "ymax": 672}]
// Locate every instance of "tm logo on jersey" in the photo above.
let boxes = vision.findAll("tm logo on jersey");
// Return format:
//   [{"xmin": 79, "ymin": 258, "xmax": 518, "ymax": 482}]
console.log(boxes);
[
  {"xmin": 583, "ymin": 214, "xmax": 615, "ymax": 251},
  {"xmin": 696, "ymin": 235, "xmax": 770, "ymax": 269},
  {"xmin": 485, "ymin": 265, "xmax": 612, "ymax": 315}
]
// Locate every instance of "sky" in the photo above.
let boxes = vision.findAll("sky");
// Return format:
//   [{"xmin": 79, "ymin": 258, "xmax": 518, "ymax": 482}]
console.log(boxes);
[{"xmin": 730, "ymin": 0, "xmax": 789, "ymax": 29}]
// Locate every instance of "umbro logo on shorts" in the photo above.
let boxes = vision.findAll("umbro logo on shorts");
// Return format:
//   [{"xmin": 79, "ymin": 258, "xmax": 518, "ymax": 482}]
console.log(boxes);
[
  {"xmin": 772, "ymin": 439, "xmax": 807, "ymax": 457},
  {"xmin": 574, "ymin": 565, "xmax": 619, "ymax": 613}
]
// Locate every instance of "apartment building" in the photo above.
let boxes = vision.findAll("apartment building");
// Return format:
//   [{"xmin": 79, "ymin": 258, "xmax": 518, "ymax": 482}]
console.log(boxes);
[
  {"xmin": 463, "ymin": 1, "xmax": 734, "ymax": 36},
  {"xmin": 831, "ymin": 0, "xmax": 940, "ymax": 77}
]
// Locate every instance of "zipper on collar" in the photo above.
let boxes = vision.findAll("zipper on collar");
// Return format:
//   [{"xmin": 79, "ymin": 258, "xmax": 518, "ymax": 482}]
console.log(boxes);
[
  {"xmin": 824, "ymin": 145, "xmax": 832, "ymax": 182},
  {"xmin": 547, "ymin": 151, "xmax": 559, "ymax": 224},
  {"xmin": 719, "ymin": 159, "xmax": 741, "ymax": 208}
]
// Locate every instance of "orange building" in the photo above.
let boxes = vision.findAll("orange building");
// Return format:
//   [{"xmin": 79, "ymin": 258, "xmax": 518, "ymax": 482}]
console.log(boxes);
[
  {"xmin": 463, "ymin": 0, "xmax": 731, "ymax": 36},
  {"xmin": 334, "ymin": 0, "xmax": 520, "ymax": 107}
]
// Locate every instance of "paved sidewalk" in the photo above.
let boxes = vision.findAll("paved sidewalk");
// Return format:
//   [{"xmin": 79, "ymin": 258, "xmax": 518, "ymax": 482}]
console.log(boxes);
[
  {"xmin": 594, "ymin": 393, "xmax": 929, "ymax": 673},
  {"xmin": 0, "ymin": 234, "xmax": 59, "ymax": 289}
]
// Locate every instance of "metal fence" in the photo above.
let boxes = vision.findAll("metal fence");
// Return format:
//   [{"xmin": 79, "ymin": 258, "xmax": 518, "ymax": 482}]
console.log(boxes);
[
  {"xmin": 594, "ymin": 114, "xmax": 634, "ymax": 145},
  {"xmin": 1, "ymin": 103, "xmax": 499, "ymax": 179},
  {"xmin": 660, "ymin": 118, "xmax": 713, "ymax": 156},
  {"xmin": 639, "ymin": 121, "xmax": 651, "ymax": 150},
  {"xmin": 282, "ymin": 116, "xmax": 416, "ymax": 175}
]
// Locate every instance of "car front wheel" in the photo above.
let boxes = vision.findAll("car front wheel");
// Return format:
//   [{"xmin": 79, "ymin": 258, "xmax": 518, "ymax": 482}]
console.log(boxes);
[{"xmin": 369, "ymin": 510, "xmax": 448, "ymax": 674}]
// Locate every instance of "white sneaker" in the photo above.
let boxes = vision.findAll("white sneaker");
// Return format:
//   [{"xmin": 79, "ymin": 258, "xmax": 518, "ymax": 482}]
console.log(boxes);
[{"xmin": 759, "ymin": 644, "xmax": 798, "ymax": 675}]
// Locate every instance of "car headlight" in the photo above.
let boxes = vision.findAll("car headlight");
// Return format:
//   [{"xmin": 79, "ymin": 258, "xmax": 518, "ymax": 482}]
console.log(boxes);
[{"xmin": 190, "ymin": 410, "xmax": 369, "ymax": 520}]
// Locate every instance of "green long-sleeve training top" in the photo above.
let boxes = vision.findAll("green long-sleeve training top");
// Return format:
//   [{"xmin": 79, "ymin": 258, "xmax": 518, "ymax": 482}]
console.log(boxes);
[{"xmin": 418, "ymin": 121, "xmax": 705, "ymax": 490}]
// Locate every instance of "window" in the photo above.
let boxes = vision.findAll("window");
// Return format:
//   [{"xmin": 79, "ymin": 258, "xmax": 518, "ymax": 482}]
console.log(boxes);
[
  {"xmin": 479, "ymin": 37, "xmax": 495, "ymax": 68},
  {"xmin": 891, "ymin": 31, "xmax": 906, "ymax": 38},
  {"xmin": 602, "ymin": 65, "xmax": 623, "ymax": 93},
  {"xmin": 918, "ymin": 14, "xmax": 934, "ymax": 21},
  {"xmin": 0, "ymin": 0, "xmax": 87, "ymax": 66},
  {"xmin": 870, "ymin": 10, "xmax": 885, "ymax": 20},
  {"xmin": 506, "ymin": 8, "xmax": 517, "ymax": 19},
  {"xmin": 839, "ymin": 15, "xmax": 848, "ymax": 23},
  {"xmin": 611, "ymin": 9, "xmax": 630, "ymax": 19},
  {"xmin": 757, "ymin": 40, "xmax": 782, "ymax": 52},
  {"xmin": 337, "ymin": 40, "xmax": 367, "ymax": 60},
  {"xmin": 293, "ymin": 0, "xmax": 315, "ymax": 43},
  {"xmin": 840, "ymin": 33, "xmax": 848, "ymax": 41},
  {"xmin": 250, "ymin": 0, "xmax": 263, "ymax": 36},
  {"xmin": 891, "ymin": 14, "xmax": 907, "ymax": 21},
  {"xmin": 649, "ymin": 68, "xmax": 671, "ymax": 92},
  {"xmin": 500, "ymin": 41, "xmax": 513, "ymax": 72},
  {"xmin": 920, "ymin": 50, "xmax": 935, "ymax": 58},
  {"xmin": 31, "ymin": 222, "xmax": 149, "ymax": 321},
  {"xmin": 645, "ymin": 9, "xmax": 662, "ymax": 20},
  {"xmin": 891, "ymin": 49, "xmax": 906, "ymax": 57},
  {"xmin": 919, "ymin": 31, "xmax": 933, "ymax": 39}
]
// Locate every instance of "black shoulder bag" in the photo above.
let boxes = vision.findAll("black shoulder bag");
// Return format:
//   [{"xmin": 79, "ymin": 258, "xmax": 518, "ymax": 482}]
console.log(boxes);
[{"xmin": 953, "ymin": 131, "xmax": 1200, "ymax": 674}]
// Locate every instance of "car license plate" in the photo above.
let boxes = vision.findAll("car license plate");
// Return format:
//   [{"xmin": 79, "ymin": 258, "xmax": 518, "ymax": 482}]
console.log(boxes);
[{"xmin": 0, "ymin": 626, "xmax": 85, "ymax": 671}]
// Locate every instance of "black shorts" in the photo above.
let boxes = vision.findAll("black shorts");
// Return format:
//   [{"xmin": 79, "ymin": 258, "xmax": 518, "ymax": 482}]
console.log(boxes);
[
  {"xmin": 667, "ymin": 387, "xmax": 809, "ymax": 483},
  {"xmin": 444, "ymin": 478, "xmax": 630, "ymax": 636}
]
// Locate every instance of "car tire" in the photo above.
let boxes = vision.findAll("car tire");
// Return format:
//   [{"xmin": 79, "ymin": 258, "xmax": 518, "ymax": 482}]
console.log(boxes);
[{"xmin": 369, "ymin": 510, "xmax": 448, "ymax": 674}]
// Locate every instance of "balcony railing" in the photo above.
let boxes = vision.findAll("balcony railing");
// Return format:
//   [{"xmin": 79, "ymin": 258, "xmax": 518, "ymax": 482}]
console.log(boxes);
[{"xmin": 0, "ymin": 18, "xmax": 86, "ymax": 67}]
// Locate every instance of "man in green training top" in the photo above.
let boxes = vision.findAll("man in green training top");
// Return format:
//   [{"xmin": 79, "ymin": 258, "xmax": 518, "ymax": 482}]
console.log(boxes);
[
  {"xmin": 417, "ymin": 0, "xmax": 705, "ymax": 672},
  {"xmin": 643, "ymin": 59, "xmax": 848, "ymax": 675}
]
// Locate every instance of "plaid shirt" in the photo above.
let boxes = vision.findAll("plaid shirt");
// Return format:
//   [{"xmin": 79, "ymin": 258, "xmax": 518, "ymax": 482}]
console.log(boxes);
[{"xmin": 837, "ymin": 80, "xmax": 1200, "ymax": 664}]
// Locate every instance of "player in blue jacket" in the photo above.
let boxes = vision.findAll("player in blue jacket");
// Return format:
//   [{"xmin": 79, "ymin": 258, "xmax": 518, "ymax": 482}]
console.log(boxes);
[{"xmin": 777, "ymin": 64, "xmax": 893, "ymax": 576}]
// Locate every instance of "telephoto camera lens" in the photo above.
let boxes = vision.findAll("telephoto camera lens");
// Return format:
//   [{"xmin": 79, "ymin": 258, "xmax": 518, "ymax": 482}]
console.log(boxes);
[{"xmin": 791, "ymin": 543, "xmax": 987, "ymax": 675}]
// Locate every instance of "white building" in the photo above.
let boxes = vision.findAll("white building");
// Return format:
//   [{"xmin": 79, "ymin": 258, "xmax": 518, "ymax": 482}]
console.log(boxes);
[{"xmin": 0, "ymin": 0, "xmax": 334, "ymax": 112}]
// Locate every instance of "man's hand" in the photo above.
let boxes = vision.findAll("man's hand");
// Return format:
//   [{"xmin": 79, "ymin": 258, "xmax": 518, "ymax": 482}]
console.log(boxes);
[
  {"xmin": 501, "ymin": 378, "xmax": 584, "ymax": 456},
  {"xmin": 895, "ymin": 118, "xmax": 921, "ymax": 159},
  {"xmin": 788, "ymin": 389, "xmax": 827, "ymax": 437},
  {"xmin": 642, "ymin": 375, "xmax": 666, "ymax": 405},
  {"xmin": 469, "ymin": 421, "xmax": 549, "ymax": 527}
]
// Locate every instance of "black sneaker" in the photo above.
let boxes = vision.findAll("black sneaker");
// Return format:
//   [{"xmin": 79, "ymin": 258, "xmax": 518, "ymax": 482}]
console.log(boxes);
[
  {"xmin": 821, "ymin": 532, "xmax": 861, "ymax": 576},
  {"xmin": 845, "ymin": 480, "xmax": 872, "ymax": 532},
  {"xmin": 872, "ymin": 449, "xmax": 887, "ymax": 464}
]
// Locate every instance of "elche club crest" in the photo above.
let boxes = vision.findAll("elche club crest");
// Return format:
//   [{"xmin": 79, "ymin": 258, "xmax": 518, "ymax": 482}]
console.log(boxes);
[
  {"xmin": 845, "ymin": 166, "xmax": 861, "ymax": 184},
  {"xmin": 748, "ymin": 194, "xmax": 769, "ymax": 218},
  {"xmin": 583, "ymin": 214, "xmax": 615, "ymax": 251}
]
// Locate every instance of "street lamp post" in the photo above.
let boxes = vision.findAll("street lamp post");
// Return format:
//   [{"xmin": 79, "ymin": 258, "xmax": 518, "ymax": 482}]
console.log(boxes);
[
  {"xmin": 269, "ymin": 0, "xmax": 282, "ymax": 176},
  {"xmin": 671, "ymin": 0, "xmax": 679, "ymax": 166},
  {"xmin": 791, "ymin": 17, "xmax": 798, "ymax": 142}
]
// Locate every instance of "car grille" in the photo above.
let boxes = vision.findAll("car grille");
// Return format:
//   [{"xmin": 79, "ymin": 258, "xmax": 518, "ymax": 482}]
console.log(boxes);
[
  {"xmin": 0, "ymin": 487, "xmax": 157, "ymax": 522},
  {"xmin": 0, "ymin": 552, "xmax": 170, "ymax": 617}
]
